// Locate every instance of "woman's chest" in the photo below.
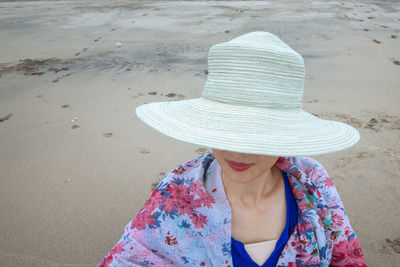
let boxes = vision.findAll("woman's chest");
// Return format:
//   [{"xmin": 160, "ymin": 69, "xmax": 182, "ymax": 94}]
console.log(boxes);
[{"xmin": 230, "ymin": 197, "xmax": 286, "ymax": 244}]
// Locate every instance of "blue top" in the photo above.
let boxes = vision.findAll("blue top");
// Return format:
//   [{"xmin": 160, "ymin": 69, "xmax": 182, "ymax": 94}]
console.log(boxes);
[{"xmin": 231, "ymin": 170, "xmax": 298, "ymax": 266}]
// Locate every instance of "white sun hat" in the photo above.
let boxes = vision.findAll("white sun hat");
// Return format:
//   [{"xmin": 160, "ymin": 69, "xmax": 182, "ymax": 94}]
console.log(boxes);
[{"xmin": 136, "ymin": 32, "xmax": 360, "ymax": 156}]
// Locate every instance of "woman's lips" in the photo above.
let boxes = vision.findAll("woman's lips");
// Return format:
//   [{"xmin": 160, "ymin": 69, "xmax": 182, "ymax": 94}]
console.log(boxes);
[{"xmin": 226, "ymin": 160, "xmax": 253, "ymax": 172}]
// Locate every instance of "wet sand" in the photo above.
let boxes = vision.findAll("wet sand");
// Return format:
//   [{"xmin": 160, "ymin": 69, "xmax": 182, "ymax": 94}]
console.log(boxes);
[{"xmin": 0, "ymin": 0, "xmax": 399, "ymax": 266}]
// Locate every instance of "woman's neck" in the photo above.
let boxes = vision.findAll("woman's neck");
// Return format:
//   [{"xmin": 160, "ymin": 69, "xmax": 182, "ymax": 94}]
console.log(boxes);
[{"xmin": 222, "ymin": 165, "xmax": 282, "ymax": 208}]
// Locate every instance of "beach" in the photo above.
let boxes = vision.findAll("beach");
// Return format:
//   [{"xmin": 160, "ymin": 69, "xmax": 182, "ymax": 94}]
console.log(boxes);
[{"xmin": 0, "ymin": 0, "xmax": 399, "ymax": 266}]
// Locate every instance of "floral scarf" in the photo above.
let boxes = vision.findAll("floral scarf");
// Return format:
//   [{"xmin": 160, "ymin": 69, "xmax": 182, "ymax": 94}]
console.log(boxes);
[{"xmin": 98, "ymin": 153, "xmax": 366, "ymax": 266}]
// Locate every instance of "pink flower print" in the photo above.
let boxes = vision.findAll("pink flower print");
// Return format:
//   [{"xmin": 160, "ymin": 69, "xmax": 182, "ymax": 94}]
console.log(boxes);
[
  {"xmin": 98, "ymin": 254, "xmax": 113, "ymax": 267},
  {"xmin": 348, "ymin": 238, "xmax": 365, "ymax": 264},
  {"xmin": 197, "ymin": 189, "xmax": 216, "ymax": 209},
  {"xmin": 111, "ymin": 241, "xmax": 125, "ymax": 255},
  {"xmin": 163, "ymin": 196, "xmax": 177, "ymax": 213},
  {"xmin": 190, "ymin": 213, "xmax": 208, "ymax": 229},
  {"xmin": 150, "ymin": 189, "xmax": 163, "ymax": 203},
  {"xmin": 332, "ymin": 212, "xmax": 344, "ymax": 228},
  {"xmin": 143, "ymin": 195, "xmax": 161, "ymax": 214},
  {"xmin": 297, "ymin": 221, "xmax": 311, "ymax": 233},
  {"xmin": 131, "ymin": 211, "xmax": 155, "ymax": 230},
  {"xmin": 323, "ymin": 177, "xmax": 334, "ymax": 188},
  {"xmin": 167, "ymin": 183, "xmax": 189, "ymax": 201},
  {"xmin": 99, "ymin": 242, "xmax": 125, "ymax": 267},
  {"xmin": 297, "ymin": 199, "xmax": 308, "ymax": 211},
  {"xmin": 190, "ymin": 180, "xmax": 205, "ymax": 196},
  {"xmin": 176, "ymin": 191, "xmax": 196, "ymax": 216},
  {"xmin": 191, "ymin": 198, "xmax": 203, "ymax": 210},
  {"xmin": 331, "ymin": 238, "xmax": 366, "ymax": 266},
  {"xmin": 310, "ymin": 168, "xmax": 326, "ymax": 180},
  {"xmin": 331, "ymin": 240, "xmax": 348, "ymax": 265},
  {"xmin": 344, "ymin": 226, "xmax": 352, "ymax": 238},
  {"xmin": 292, "ymin": 187, "xmax": 305, "ymax": 200}
]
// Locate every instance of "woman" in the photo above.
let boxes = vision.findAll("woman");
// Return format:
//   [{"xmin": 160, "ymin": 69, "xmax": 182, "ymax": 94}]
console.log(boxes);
[{"xmin": 99, "ymin": 32, "xmax": 366, "ymax": 266}]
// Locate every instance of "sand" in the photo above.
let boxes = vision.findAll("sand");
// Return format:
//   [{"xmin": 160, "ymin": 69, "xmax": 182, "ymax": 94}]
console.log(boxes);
[{"xmin": 0, "ymin": 0, "xmax": 399, "ymax": 266}]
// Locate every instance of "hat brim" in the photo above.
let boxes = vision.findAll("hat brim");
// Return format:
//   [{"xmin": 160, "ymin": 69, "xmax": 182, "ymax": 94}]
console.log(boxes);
[{"xmin": 136, "ymin": 97, "xmax": 360, "ymax": 156}]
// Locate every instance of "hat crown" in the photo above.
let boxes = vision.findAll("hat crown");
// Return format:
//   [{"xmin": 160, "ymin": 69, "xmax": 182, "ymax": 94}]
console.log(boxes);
[{"xmin": 203, "ymin": 32, "xmax": 305, "ymax": 109}]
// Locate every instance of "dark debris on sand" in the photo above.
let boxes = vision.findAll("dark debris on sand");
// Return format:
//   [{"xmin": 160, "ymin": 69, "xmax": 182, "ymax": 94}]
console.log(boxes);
[
  {"xmin": 103, "ymin": 132, "xmax": 113, "ymax": 138},
  {"xmin": 391, "ymin": 59, "xmax": 400, "ymax": 66},
  {"xmin": 0, "ymin": 58, "xmax": 76, "ymax": 77},
  {"xmin": 0, "ymin": 113, "xmax": 13, "ymax": 122}
]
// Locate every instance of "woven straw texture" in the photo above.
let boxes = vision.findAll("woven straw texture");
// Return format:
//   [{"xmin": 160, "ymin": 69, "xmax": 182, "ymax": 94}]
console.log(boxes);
[{"xmin": 136, "ymin": 32, "xmax": 360, "ymax": 156}]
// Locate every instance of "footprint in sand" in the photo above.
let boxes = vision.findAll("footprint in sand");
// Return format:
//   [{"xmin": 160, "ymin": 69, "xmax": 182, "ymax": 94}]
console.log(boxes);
[
  {"xmin": 140, "ymin": 149, "xmax": 150, "ymax": 154},
  {"xmin": 356, "ymin": 151, "xmax": 375, "ymax": 159},
  {"xmin": 373, "ymin": 39, "xmax": 381, "ymax": 44},
  {"xmin": 131, "ymin": 93, "xmax": 144, "ymax": 99},
  {"xmin": 71, "ymin": 124, "xmax": 80, "ymax": 129},
  {"xmin": 363, "ymin": 114, "xmax": 399, "ymax": 131},
  {"xmin": 48, "ymin": 67, "xmax": 69, "ymax": 73},
  {"xmin": 94, "ymin": 37, "xmax": 102, "ymax": 42},
  {"xmin": 75, "ymin": 48, "xmax": 89, "ymax": 56},
  {"xmin": 363, "ymin": 118, "xmax": 379, "ymax": 131},
  {"xmin": 103, "ymin": 132, "xmax": 113, "ymax": 138},
  {"xmin": 332, "ymin": 113, "xmax": 400, "ymax": 131},
  {"xmin": 52, "ymin": 73, "xmax": 72, "ymax": 83},
  {"xmin": 148, "ymin": 91, "xmax": 157, "ymax": 95},
  {"xmin": 36, "ymin": 94, "xmax": 49, "ymax": 103},
  {"xmin": 391, "ymin": 35, "xmax": 397, "ymax": 39},
  {"xmin": 62, "ymin": 104, "xmax": 70, "ymax": 108},
  {"xmin": 383, "ymin": 238, "xmax": 400, "ymax": 254},
  {"xmin": 335, "ymin": 114, "xmax": 363, "ymax": 128}
]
